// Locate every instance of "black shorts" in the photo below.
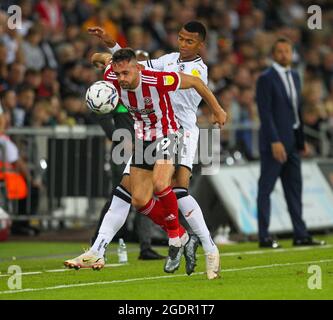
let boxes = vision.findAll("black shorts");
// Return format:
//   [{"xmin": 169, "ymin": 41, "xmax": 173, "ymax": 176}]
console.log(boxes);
[{"xmin": 131, "ymin": 134, "xmax": 179, "ymax": 171}]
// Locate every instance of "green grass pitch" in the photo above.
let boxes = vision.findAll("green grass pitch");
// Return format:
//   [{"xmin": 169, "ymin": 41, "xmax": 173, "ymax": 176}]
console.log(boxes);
[{"xmin": 0, "ymin": 235, "xmax": 332, "ymax": 300}]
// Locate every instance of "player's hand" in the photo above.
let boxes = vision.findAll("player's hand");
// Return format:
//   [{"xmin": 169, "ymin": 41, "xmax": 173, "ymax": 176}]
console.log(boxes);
[
  {"xmin": 87, "ymin": 26, "xmax": 116, "ymax": 48},
  {"xmin": 271, "ymin": 142, "xmax": 287, "ymax": 163},
  {"xmin": 212, "ymin": 109, "xmax": 227, "ymax": 128}
]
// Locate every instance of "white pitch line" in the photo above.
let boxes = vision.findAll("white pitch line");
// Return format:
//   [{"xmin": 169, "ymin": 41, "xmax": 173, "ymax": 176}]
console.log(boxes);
[
  {"xmin": 0, "ymin": 271, "xmax": 42, "ymax": 278},
  {"xmin": 0, "ymin": 264, "xmax": 125, "ymax": 278},
  {"xmin": 45, "ymin": 263, "xmax": 125, "ymax": 273},
  {"xmin": 221, "ymin": 258, "xmax": 333, "ymax": 272},
  {"xmin": 1, "ymin": 244, "xmax": 331, "ymax": 278},
  {"xmin": 217, "ymin": 243, "xmax": 333, "ymax": 257},
  {"xmin": 194, "ymin": 243, "xmax": 333, "ymax": 258},
  {"xmin": 1, "ymin": 242, "xmax": 330, "ymax": 264},
  {"xmin": 0, "ymin": 258, "xmax": 332, "ymax": 295}
]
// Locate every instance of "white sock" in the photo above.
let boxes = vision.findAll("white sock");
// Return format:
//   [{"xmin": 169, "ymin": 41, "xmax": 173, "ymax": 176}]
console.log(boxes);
[
  {"xmin": 91, "ymin": 190, "xmax": 131, "ymax": 257},
  {"xmin": 169, "ymin": 236, "xmax": 181, "ymax": 247},
  {"xmin": 177, "ymin": 194, "xmax": 218, "ymax": 254},
  {"xmin": 180, "ymin": 232, "xmax": 189, "ymax": 246}
]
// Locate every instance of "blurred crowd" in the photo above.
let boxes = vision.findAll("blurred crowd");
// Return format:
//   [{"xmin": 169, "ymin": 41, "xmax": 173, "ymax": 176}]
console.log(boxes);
[{"xmin": 0, "ymin": 0, "xmax": 333, "ymax": 158}]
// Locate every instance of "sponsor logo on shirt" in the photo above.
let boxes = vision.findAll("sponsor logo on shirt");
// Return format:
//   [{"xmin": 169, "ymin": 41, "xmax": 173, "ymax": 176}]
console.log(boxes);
[
  {"xmin": 144, "ymin": 97, "xmax": 153, "ymax": 106},
  {"xmin": 163, "ymin": 75, "xmax": 175, "ymax": 86},
  {"xmin": 191, "ymin": 69, "xmax": 201, "ymax": 77},
  {"xmin": 126, "ymin": 105, "xmax": 155, "ymax": 115}
]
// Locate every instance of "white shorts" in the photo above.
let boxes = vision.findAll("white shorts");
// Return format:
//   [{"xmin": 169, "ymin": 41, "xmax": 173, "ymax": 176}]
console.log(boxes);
[
  {"xmin": 122, "ymin": 128, "xmax": 199, "ymax": 175},
  {"xmin": 177, "ymin": 127, "xmax": 199, "ymax": 171}
]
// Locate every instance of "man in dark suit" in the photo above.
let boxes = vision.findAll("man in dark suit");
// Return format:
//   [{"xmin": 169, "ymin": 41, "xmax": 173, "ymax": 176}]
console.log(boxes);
[{"xmin": 256, "ymin": 37, "xmax": 326, "ymax": 248}]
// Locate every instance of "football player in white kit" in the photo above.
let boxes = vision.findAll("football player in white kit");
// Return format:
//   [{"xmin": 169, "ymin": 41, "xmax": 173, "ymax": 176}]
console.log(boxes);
[{"xmin": 65, "ymin": 22, "xmax": 224, "ymax": 280}]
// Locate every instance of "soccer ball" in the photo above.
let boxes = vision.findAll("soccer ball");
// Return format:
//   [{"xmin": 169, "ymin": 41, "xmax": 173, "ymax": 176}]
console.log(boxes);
[{"xmin": 86, "ymin": 81, "xmax": 119, "ymax": 114}]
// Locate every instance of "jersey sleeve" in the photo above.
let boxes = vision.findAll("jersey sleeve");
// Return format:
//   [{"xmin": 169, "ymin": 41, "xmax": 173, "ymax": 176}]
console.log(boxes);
[
  {"xmin": 200, "ymin": 66, "xmax": 208, "ymax": 85},
  {"xmin": 141, "ymin": 56, "xmax": 165, "ymax": 71},
  {"xmin": 108, "ymin": 43, "xmax": 122, "ymax": 54},
  {"xmin": 190, "ymin": 64, "xmax": 208, "ymax": 85},
  {"xmin": 156, "ymin": 71, "xmax": 181, "ymax": 92},
  {"xmin": 103, "ymin": 64, "xmax": 116, "ymax": 82}
]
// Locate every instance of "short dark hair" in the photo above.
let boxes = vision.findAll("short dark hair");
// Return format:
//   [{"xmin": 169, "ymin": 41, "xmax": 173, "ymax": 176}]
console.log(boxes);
[
  {"xmin": 112, "ymin": 48, "xmax": 137, "ymax": 64},
  {"xmin": 271, "ymin": 37, "xmax": 293, "ymax": 53},
  {"xmin": 183, "ymin": 21, "xmax": 207, "ymax": 41}
]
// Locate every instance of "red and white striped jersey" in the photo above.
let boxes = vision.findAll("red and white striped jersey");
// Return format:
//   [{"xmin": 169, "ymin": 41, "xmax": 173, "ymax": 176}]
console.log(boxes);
[{"xmin": 104, "ymin": 65, "xmax": 180, "ymax": 141}]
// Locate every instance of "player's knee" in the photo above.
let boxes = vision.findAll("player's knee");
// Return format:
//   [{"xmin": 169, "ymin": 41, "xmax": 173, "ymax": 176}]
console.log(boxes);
[
  {"xmin": 153, "ymin": 179, "xmax": 169, "ymax": 193},
  {"xmin": 120, "ymin": 176, "xmax": 131, "ymax": 192},
  {"xmin": 173, "ymin": 179, "xmax": 189, "ymax": 189},
  {"xmin": 131, "ymin": 195, "xmax": 148, "ymax": 210}
]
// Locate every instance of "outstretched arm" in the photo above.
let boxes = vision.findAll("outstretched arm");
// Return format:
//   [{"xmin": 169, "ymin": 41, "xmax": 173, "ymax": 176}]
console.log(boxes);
[
  {"xmin": 88, "ymin": 26, "xmax": 164, "ymax": 71},
  {"xmin": 178, "ymin": 73, "xmax": 227, "ymax": 127},
  {"xmin": 88, "ymin": 27, "xmax": 118, "ymax": 49}
]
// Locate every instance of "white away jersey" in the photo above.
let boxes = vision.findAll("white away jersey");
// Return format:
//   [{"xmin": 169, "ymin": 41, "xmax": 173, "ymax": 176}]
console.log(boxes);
[{"xmin": 142, "ymin": 52, "xmax": 208, "ymax": 131}]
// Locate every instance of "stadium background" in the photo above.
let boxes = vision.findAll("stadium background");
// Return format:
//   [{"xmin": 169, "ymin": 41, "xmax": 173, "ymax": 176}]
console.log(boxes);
[{"xmin": 0, "ymin": 0, "xmax": 333, "ymax": 243}]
